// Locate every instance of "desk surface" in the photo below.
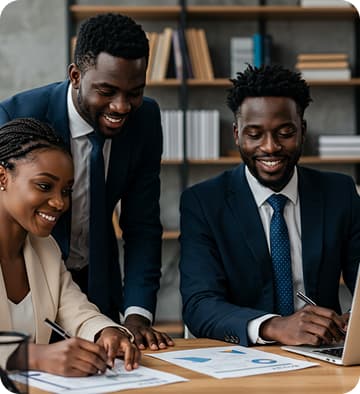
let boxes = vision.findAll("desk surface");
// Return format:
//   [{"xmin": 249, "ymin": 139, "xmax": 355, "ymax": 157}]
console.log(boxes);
[{"xmin": 30, "ymin": 338, "xmax": 360, "ymax": 394}]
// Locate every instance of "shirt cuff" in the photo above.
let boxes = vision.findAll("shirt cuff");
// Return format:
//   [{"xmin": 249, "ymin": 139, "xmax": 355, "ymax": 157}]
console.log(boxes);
[
  {"xmin": 247, "ymin": 314, "xmax": 279, "ymax": 344},
  {"xmin": 124, "ymin": 306, "xmax": 153, "ymax": 324}
]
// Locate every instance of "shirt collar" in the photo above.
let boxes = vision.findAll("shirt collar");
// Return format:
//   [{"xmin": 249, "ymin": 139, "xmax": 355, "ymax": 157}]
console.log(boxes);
[
  {"xmin": 245, "ymin": 165, "xmax": 298, "ymax": 208},
  {"xmin": 67, "ymin": 84, "xmax": 93, "ymax": 138}
]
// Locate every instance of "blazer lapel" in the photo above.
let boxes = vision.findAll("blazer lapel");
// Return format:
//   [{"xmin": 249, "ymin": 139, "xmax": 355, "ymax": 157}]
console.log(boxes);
[
  {"xmin": 0, "ymin": 267, "xmax": 12, "ymax": 330},
  {"xmin": 298, "ymin": 167, "xmax": 324, "ymax": 300},
  {"xmin": 226, "ymin": 165, "xmax": 272, "ymax": 278},
  {"xmin": 23, "ymin": 236, "xmax": 54, "ymax": 344}
]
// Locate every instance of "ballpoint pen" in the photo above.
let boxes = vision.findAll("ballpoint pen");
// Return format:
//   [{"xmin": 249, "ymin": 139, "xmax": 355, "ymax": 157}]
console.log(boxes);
[
  {"xmin": 44, "ymin": 318, "xmax": 116, "ymax": 373},
  {"xmin": 296, "ymin": 290, "xmax": 317, "ymax": 306},
  {"xmin": 296, "ymin": 291, "xmax": 346, "ymax": 335}
]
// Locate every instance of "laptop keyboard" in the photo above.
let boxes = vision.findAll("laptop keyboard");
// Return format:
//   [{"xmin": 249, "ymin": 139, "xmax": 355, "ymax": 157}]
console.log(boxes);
[{"xmin": 314, "ymin": 347, "xmax": 344, "ymax": 358}]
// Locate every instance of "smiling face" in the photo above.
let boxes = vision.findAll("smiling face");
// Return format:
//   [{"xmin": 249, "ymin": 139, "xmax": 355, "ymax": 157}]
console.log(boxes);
[
  {"xmin": 234, "ymin": 96, "xmax": 306, "ymax": 192},
  {"xmin": 69, "ymin": 52, "xmax": 147, "ymax": 138},
  {"xmin": 0, "ymin": 149, "xmax": 74, "ymax": 238}
]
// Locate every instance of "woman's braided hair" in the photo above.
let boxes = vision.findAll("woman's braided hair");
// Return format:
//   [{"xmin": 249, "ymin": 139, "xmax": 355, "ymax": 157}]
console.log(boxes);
[{"xmin": 0, "ymin": 118, "xmax": 70, "ymax": 171}]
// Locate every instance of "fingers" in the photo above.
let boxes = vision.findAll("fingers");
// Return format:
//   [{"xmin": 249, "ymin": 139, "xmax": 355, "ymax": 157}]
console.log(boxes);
[
  {"xmin": 119, "ymin": 340, "xmax": 141, "ymax": 371},
  {"xmin": 124, "ymin": 314, "xmax": 174, "ymax": 350},
  {"xmin": 260, "ymin": 306, "xmax": 347, "ymax": 346},
  {"xmin": 301, "ymin": 306, "xmax": 346, "ymax": 343},
  {"xmin": 143, "ymin": 329, "xmax": 174, "ymax": 350},
  {"xmin": 96, "ymin": 327, "xmax": 140, "ymax": 370}
]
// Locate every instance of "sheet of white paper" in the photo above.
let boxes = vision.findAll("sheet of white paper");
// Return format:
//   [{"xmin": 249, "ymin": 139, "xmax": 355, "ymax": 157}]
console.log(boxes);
[
  {"xmin": 10, "ymin": 359, "xmax": 187, "ymax": 394},
  {"xmin": 147, "ymin": 346, "xmax": 318, "ymax": 379}
]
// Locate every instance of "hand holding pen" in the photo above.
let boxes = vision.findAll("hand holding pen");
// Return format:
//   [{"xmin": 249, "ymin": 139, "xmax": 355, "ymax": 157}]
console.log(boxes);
[
  {"xmin": 296, "ymin": 291, "xmax": 347, "ymax": 336},
  {"xmin": 44, "ymin": 318, "xmax": 139, "ymax": 374},
  {"xmin": 260, "ymin": 291, "xmax": 347, "ymax": 346}
]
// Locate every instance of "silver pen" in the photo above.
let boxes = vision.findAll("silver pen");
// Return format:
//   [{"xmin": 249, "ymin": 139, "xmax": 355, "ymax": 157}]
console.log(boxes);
[{"xmin": 296, "ymin": 290, "xmax": 317, "ymax": 306}]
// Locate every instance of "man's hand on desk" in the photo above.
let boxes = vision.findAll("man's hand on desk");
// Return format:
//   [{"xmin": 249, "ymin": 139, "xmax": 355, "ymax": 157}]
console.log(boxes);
[
  {"xmin": 259, "ymin": 305, "xmax": 347, "ymax": 346},
  {"xmin": 95, "ymin": 327, "xmax": 140, "ymax": 371},
  {"xmin": 124, "ymin": 314, "xmax": 174, "ymax": 350}
]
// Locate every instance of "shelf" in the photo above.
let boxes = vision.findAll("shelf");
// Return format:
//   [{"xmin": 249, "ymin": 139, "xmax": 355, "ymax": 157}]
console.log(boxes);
[
  {"xmin": 70, "ymin": 5, "xmax": 356, "ymax": 21},
  {"xmin": 147, "ymin": 78, "xmax": 360, "ymax": 88},
  {"xmin": 186, "ymin": 156, "xmax": 360, "ymax": 165},
  {"xmin": 186, "ymin": 5, "xmax": 357, "ymax": 20},
  {"xmin": 70, "ymin": 5, "xmax": 181, "ymax": 21}
]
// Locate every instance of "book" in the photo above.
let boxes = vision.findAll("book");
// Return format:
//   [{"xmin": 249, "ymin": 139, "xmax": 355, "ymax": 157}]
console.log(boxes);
[
  {"xmin": 230, "ymin": 37, "xmax": 253, "ymax": 77},
  {"xmin": 178, "ymin": 27, "xmax": 193, "ymax": 78},
  {"xmin": 146, "ymin": 32, "xmax": 158, "ymax": 82},
  {"xmin": 197, "ymin": 28, "xmax": 214, "ymax": 80},
  {"xmin": 319, "ymin": 135, "xmax": 360, "ymax": 145},
  {"xmin": 300, "ymin": 68, "xmax": 351, "ymax": 80},
  {"xmin": 296, "ymin": 61, "xmax": 349, "ymax": 69},
  {"xmin": 185, "ymin": 28, "xmax": 202, "ymax": 79},
  {"xmin": 172, "ymin": 29, "xmax": 183, "ymax": 80},
  {"xmin": 297, "ymin": 53, "xmax": 348, "ymax": 62},
  {"xmin": 253, "ymin": 33, "xmax": 263, "ymax": 68},
  {"xmin": 159, "ymin": 27, "xmax": 173, "ymax": 80},
  {"xmin": 300, "ymin": 0, "xmax": 351, "ymax": 6}
]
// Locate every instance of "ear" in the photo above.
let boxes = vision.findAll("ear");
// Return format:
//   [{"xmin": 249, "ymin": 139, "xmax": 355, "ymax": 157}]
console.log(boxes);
[
  {"xmin": 68, "ymin": 63, "xmax": 81, "ymax": 90},
  {"xmin": 0, "ymin": 164, "xmax": 9, "ymax": 189},
  {"xmin": 233, "ymin": 122, "xmax": 240, "ymax": 146},
  {"xmin": 301, "ymin": 119, "xmax": 307, "ymax": 143}
]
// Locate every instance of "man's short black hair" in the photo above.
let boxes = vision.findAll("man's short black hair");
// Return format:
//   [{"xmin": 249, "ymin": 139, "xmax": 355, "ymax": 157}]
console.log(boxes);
[
  {"xmin": 74, "ymin": 13, "xmax": 149, "ymax": 72},
  {"xmin": 227, "ymin": 64, "xmax": 312, "ymax": 117}
]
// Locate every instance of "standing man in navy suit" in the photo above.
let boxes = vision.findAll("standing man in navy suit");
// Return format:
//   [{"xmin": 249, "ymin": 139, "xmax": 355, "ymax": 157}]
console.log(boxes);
[
  {"xmin": 180, "ymin": 64, "xmax": 360, "ymax": 346},
  {"xmin": 0, "ymin": 13, "xmax": 173, "ymax": 350}
]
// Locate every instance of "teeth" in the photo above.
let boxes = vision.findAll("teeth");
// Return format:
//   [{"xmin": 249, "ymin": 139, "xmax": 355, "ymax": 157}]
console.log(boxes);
[
  {"xmin": 260, "ymin": 160, "xmax": 281, "ymax": 167},
  {"xmin": 38, "ymin": 212, "xmax": 56, "ymax": 222},
  {"xmin": 104, "ymin": 114, "xmax": 123, "ymax": 123}
]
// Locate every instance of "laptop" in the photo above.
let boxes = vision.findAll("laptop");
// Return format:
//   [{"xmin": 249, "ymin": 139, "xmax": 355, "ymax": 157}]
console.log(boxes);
[{"xmin": 282, "ymin": 268, "xmax": 360, "ymax": 366}]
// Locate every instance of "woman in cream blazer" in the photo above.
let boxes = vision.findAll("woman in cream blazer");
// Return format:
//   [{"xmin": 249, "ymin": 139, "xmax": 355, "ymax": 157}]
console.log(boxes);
[{"xmin": 0, "ymin": 118, "xmax": 139, "ymax": 376}]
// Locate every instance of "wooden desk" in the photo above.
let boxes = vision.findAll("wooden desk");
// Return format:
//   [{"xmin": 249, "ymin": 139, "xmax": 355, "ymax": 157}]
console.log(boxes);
[{"xmin": 30, "ymin": 338, "xmax": 360, "ymax": 394}]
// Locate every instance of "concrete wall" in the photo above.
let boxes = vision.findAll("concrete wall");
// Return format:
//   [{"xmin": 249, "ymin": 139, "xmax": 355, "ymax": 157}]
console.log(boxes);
[{"xmin": 0, "ymin": 0, "xmax": 354, "ymax": 323}]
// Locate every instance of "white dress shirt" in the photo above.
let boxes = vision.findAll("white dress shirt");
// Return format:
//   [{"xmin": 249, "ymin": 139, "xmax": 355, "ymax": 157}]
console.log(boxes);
[
  {"xmin": 66, "ymin": 86, "xmax": 152, "ymax": 323},
  {"xmin": 245, "ymin": 166, "xmax": 307, "ymax": 344}
]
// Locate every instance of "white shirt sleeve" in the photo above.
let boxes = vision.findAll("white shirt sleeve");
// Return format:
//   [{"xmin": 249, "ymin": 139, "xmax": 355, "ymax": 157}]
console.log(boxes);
[{"xmin": 247, "ymin": 314, "xmax": 279, "ymax": 344}]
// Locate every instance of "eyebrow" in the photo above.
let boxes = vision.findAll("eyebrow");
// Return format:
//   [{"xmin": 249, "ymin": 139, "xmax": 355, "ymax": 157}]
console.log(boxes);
[
  {"xmin": 35, "ymin": 173, "xmax": 74, "ymax": 185},
  {"xmin": 95, "ymin": 82, "xmax": 146, "ymax": 91}
]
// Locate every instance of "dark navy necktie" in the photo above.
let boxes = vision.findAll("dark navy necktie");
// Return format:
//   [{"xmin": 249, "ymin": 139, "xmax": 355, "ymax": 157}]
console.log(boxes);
[
  {"xmin": 267, "ymin": 194, "xmax": 294, "ymax": 316},
  {"xmin": 87, "ymin": 132, "xmax": 109, "ymax": 313}
]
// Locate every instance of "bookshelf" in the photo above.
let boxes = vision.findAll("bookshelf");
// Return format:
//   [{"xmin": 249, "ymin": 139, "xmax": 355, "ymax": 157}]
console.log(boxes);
[{"xmin": 68, "ymin": 1, "xmax": 359, "ymax": 324}]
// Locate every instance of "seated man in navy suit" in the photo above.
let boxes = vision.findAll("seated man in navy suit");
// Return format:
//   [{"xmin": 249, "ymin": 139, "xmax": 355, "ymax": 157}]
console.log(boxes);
[
  {"xmin": 0, "ymin": 13, "xmax": 173, "ymax": 351},
  {"xmin": 180, "ymin": 64, "xmax": 360, "ymax": 346}
]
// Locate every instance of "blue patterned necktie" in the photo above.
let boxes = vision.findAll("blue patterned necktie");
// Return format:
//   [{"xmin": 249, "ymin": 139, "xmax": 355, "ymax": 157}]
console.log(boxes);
[
  {"xmin": 267, "ymin": 194, "xmax": 294, "ymax": 316},
  {"xmin": 87, "ymin": 132, "xmax": 109, "ymax": 313}
]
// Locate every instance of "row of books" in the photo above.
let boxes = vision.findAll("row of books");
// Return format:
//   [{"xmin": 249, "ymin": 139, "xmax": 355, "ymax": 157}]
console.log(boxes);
[
  {"xmin": 147, "ymin": 27, "xmax": 214, "ymax": 82},
  {"xmin": 230, "ymin": 34, "xmax": 272, "ymax": 78},
  {"xmin": 161, "ymin": 110, "xmax": 220, "ymax": 160},
  {"xmin": 295, "ymin": 53, "xmax": 351, "ymax": 80},
  {"xmin": 300, "ymin": 0, "xmax": 352, "ymax": 6},
  {"xmin": 318, "ymin": 135, "xmax": 360, "ymax": 157}
]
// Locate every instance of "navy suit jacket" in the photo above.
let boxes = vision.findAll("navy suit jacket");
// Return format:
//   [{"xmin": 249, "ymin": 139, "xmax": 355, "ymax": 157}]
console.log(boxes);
[
  {"xmin": 0, "ymin": 80, "xmax": 163, "ymax": 319},
  {"xmin": 180, "ymin": 164, "xmax": 360, "ymax": 346}
]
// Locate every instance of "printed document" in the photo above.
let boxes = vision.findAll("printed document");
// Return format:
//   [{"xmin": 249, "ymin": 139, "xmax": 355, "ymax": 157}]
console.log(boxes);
[
  {"xmin": 147, "ymin": 345, "xmax": 318, "ymax": 379},
  {"xmin": 11, "ymin": 359, "xmax": 187, "ymax": 393}
]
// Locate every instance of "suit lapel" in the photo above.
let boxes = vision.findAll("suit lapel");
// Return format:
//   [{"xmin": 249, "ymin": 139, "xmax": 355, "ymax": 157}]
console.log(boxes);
[
  {"xmin": 298, "ymin": 168, "xmax": 324, "ymax": 299},
  {"xmin": 23, "ymin": 236, "xmax": 54, "ymax": 344},
  {"xmin": 226, "ymin": 165, "xmax": 272, "ymax": 275},
  {"xmin": 46, "ymin": 80, "xmax": 72, "ymax": 146}
]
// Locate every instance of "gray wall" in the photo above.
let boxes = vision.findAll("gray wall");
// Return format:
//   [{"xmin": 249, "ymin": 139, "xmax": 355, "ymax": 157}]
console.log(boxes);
[
  {"xmin": 0, "ymin": 0, "xmax": 354, "ymax": 323},
  {"xmin": 0, "ymin": 0, "xmax": 67, "ymax": 100}
]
